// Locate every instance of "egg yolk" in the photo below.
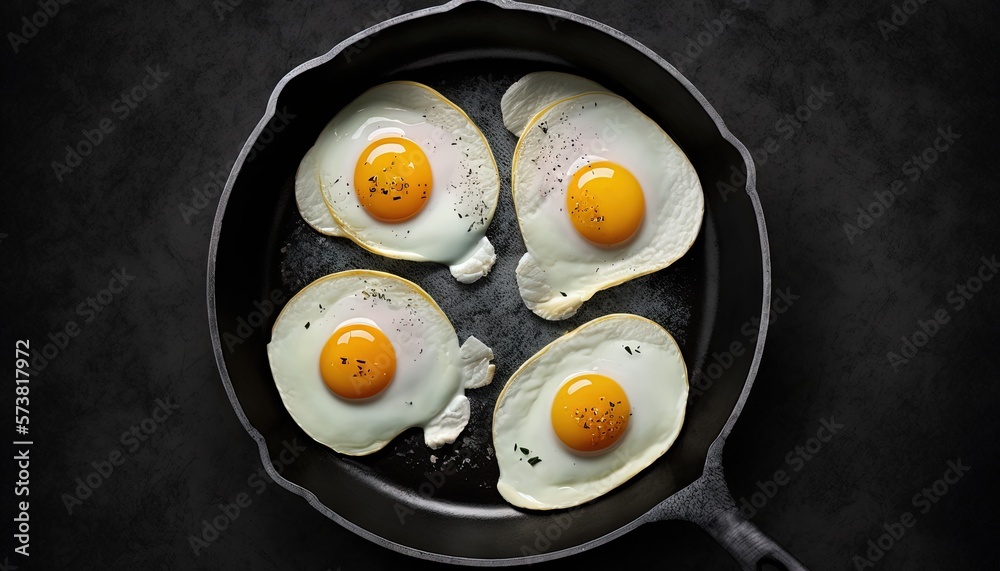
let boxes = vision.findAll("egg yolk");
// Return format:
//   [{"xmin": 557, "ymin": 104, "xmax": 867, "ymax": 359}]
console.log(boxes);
[
  {"xmin": 354, "ymin": 137, "xmax": 432, "ymax": 222},
  {"xmin": 566, "ymin": 161, "xmax": 644, "ymax": 245},
  {"xmin": 319, "ymin": 322, "xmax": 396, "ymax": 399},
  {"xmin": 550, "ymin": 374, "xmax": 630, "ymax": 453}
]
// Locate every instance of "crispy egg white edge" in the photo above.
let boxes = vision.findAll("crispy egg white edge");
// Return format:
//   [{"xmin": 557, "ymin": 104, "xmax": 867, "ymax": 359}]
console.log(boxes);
[
  {"xmin": 506, "ymin": 88, "xmax": 705, "ymax": 320},
  {"xmin": 500, "ymin": 71, "xmax": 609, "ymax": 137},
  {"xmin": 492, "ymin": 314, "xmax": 689, "ymax": 510},
  {"xmin": 294, "ymin": 145, "xmax": 343, "ymax": 236},
  {"xmin": 266, "ymin": 270, "xmax": 494, "ymax": 456},
  {"xmin": 294, "ymin": 81, "xmax": 501, "ymax": 283}
]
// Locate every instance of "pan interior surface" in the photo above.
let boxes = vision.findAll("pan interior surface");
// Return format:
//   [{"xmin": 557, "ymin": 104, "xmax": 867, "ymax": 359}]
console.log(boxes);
[{"xmin": 211, "ymin": 1, "xmax": 763, "ymax": 561}]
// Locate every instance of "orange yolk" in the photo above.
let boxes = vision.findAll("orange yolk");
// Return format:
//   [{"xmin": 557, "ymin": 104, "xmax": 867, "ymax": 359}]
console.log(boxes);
[
  {"xmin": 319, "ymin": 322, "xmax": 396, "ymax": 399},
  {"xmin": 566, "ymin": 161, "xmax": 644, "ymax": 245},
  {"xmin": 550, "ymin": 373, "xmax": 630, "ymax": 453},
  {"xmin": 354, "ymin": 137, "xmax": 432, "ymax": 222}
]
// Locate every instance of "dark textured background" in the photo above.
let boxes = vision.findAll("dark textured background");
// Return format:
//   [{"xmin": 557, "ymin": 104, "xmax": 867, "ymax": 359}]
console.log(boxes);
[{"xmin": 2, "ymin": 0, "xmax": 998, "ymax": 569}]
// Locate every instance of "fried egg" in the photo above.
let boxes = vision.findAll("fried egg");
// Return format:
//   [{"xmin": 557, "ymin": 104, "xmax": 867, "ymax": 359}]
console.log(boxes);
[
  {"xmin": 295, "ymin": 82, "xmax": 501, "ymax": 283},
  {"xmin": 502, "ymin": 72, "xmax": 704, "ymax": 319},
  {"xmin": 492, "ymin": 314, "xmax": 688, "ymax": 510},
  {"xmin": 267, "ymin": 270, "xmax": 495, "ymax": 456}
]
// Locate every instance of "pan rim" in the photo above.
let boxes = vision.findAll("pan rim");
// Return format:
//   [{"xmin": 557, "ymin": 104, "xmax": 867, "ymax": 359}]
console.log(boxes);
[{"xmin": 206, "ymin": 0, "xmax": 770, "ymax": 565}]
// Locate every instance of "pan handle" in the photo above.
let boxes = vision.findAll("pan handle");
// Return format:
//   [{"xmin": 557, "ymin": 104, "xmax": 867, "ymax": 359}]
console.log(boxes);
[
  {"xmin": 699, "ymin": 507, "xmax": 807, "ymax": 571},
  {"xmin": 651, "ymin": 462, "xmax": 808, "ymax": 570}
]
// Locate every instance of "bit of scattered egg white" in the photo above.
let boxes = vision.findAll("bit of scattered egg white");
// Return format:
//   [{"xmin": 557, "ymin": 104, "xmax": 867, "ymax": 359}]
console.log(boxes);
[
  {"xmin": 267, "ymin": 271, "xmax": 493, "ymax": 456},
  {"xmin": 294, "ymin": 82, "xmax": 500, "ymax": 283},
  {"xmin": 505, "ymin": 83, "xmax": 705, "ymax": 320},
  {"xmin": 492, "ymin": 314, "xmax": 688, "ymax": 510},
  {"xmin": 449, "ymin": 237, "xmax": 496, "ymax": 284}
]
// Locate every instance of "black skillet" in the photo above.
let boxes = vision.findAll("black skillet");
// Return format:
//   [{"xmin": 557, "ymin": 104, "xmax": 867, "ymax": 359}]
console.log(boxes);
[{"xmin": 208, "ymin": 1, "xmax": 807, "ymax": 568}]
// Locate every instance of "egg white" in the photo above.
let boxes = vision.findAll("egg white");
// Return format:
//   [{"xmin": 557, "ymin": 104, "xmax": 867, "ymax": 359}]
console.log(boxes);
[
  {"xmin": 267, "ymin": 270, "xmax": 494, "ymax": 456},
  {"xmin": 500, "ymin": 71, "xmax": 608, "ymax": 137},
  {"xmin": 492, "ymin": 314, "xmax": 688, "ymax": 510},
  {"xmin": 295, "ymin": 81, "xmax": 500, "ymax": 283},
  {"xmin": 504, "ymin": 73, "xmax": 705, "ymax": 320}
]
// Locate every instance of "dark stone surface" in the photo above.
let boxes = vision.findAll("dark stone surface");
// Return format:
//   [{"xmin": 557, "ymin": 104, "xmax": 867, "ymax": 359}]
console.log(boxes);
[{"xmin": 1, "ymin": 0, "xmax": 997, "ymax": 569}]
